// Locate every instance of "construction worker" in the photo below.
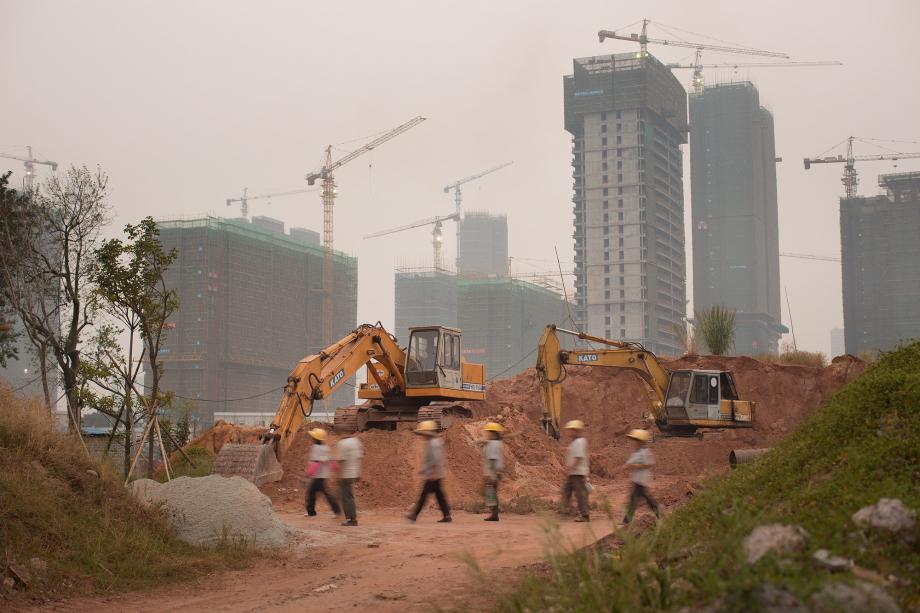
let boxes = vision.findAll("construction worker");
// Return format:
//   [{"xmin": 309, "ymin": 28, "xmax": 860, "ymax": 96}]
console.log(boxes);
[
  {"xmin": 336, "ymin": 430, "xmax": 363, "ymax": 527},
  {"xmin": 406, "ymin": 420, "xmax": 452, "ymax": 523},
  {"xmin": 619, "ymin": 428, "xmax": 660, "ymax": 525},
  {"xmin": 304, "ymin": 428, "xmax": 341, "ymax": 518},
  {"xmin": 561, "ymin": 419, "xmax": 590, "ymax": 522},
  {"xmin": 481, "ymin": 422, "xmax": 505, "ymax": 522}
]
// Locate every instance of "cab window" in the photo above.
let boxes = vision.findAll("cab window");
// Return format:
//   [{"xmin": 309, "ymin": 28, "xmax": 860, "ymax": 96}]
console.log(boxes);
[
  {"xmin": 720, "ymin": 372, "xmax": 739, "ymax": 400},
  {"xmin": 452, "ymin": 334, "xmax": 461, "ymax": 368},
  {"xmin": 666, "ymin": 372, "xmax": 691, "ymax": 406},
  {"xmin": 442, "ymin": 334, "xmax": 453, "ymax": 368},
  {"xmin": 690, "ymin": 374, "xmax": 710, "ymax": 405},
  {"xmin": 407, "ymin": 330, "xmax": 439, "ymax": 372},
  {"xmin": 708, "ymin": 375, "xmax": 719, "ymax": 404}
]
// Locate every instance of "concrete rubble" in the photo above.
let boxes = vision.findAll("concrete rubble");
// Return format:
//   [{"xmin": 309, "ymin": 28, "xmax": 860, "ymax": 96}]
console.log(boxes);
[{"xmin": 852, "ymin": 498, "xmax": 917, "ymax": 543}]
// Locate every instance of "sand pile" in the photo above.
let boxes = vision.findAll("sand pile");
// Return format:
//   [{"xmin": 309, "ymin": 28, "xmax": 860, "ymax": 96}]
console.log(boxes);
[
  {"xmin": 197, "ymin": 355, "xmax": 866, "ymax": 511},
  {"xmin": 130, "ymin": 475, "xmax": 295, "ymax": 548}
]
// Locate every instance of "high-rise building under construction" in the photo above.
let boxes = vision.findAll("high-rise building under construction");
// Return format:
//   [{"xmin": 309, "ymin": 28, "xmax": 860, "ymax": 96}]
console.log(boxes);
[
  {"xmin": 394, "ymin": 211, "xmax": 567, "ymax": 380},
  {"xmin": 840, "ymin": 172, "xmax": 920, "ymax": 354},
  {"xmin": 690, "ymin": 81, "xmax": 783, "ymax": 354},
  {"xmin": 564, "ymin": 53, "xmax": 688, "ymax": 355},
  {"xmin": 156, "ymin": 216, "xmax": 357, "ymax": 427}
]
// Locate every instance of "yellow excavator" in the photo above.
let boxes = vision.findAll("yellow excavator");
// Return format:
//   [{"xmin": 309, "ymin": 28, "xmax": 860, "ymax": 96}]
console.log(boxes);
[
  {"xmin": 212, "ymin": 322, "xmax": 485, "ymax": 484},
  {"xmin": 536, "ymin": 325, "xmax": 754, "ymax": 439}
]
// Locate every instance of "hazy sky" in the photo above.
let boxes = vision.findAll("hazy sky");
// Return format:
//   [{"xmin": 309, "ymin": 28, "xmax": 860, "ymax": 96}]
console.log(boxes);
[{"xmin": 3, "ymin": 0, "xmax": 919, "ymax": 356}]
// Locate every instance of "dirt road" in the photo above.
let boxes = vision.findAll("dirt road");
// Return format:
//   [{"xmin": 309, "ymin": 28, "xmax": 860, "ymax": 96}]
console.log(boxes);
[{"xmin": 41, "ymin": 506, "xmax": 617, "ymax": 612}]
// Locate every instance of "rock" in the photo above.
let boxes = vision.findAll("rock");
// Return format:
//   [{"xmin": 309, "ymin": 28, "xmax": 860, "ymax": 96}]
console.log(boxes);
[
  {"xmin": 743, "ymin": 524, "xmax": 808, "ymax": 564},
  {"xmin": 810, "ymin": 580, "xmax": 900, "ymax": 613},
  {"xmin": 852, "ymin": 498, "xmax": 917, "ymax": 542},
  {"xmin": 313, "ymin": 583, "xmax": 337, "ymax": 593},
  {"xmin": 752, "ymin": 583, "xmax": 808, "ymax": 613},
  {"xmin": 1, "ymin": 576, "xmax": 14, "ymax": 592},
  {"xmin": 29, "ymin": 557, "xmax": 48, "ymax": 575},
  {"xmin": 812, "ymin": 548, "xmax": 851, "ymax": 572},
  {"xmin": 6, "ymin": 563, "xmax": 31, "ymax": 588}
]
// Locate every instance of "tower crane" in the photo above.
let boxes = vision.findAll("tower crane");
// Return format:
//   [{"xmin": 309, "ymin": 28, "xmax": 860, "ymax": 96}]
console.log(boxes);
[
  {"xmin": 666, "ymin": 59, "xmax": 842, "ymax": 94},
  {"xmin": 443, "ymin": 161, "xmax": 513, "ymax": 268},
  {"xmin": 364, "ymin": 213, "xmax": 459, "ymax": 270},
  {"xmin": 804, "ymin": 136, "xmax": 920, "ymax": 198},
  {"xmin": 305, "ymin": 115, "xmax": 426, "ymax": 344},
  {"xmin": 598, "ymin": 19, "xmax": 788, "ymax": 62},
  {"xmin": 225, "ymin": 187, "xmax": 320, "ymax": 219},
  {"xmin": 0, "ymin": 146, "xmax": 58, "ymax": 189}
]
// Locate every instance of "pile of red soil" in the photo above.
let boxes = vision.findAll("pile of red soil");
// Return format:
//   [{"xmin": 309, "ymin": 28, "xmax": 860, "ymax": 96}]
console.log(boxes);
[{"xmin": 194, "ymin": 355, "xmax": 866, "ymax": 511}]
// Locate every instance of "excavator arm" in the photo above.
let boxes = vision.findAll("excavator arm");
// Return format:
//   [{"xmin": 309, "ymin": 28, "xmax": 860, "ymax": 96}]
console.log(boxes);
[
  {"xmin": 265, "ymin": 323, "xmax": 407, "ymax": 457},
  {"xmin": 535, "ymin": 325, "xmax": 671, "ymax": 439}
]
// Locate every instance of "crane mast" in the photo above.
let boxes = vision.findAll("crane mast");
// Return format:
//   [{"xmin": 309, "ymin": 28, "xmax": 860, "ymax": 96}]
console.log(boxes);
[
  {"xmin": 305, "ymin": 116, "xmax": 426, "ymax": 344},
  {"xmin": 0, "ymin": 146, "xmax": 58, "ymax": 189},
  {"xmin": 442, "ymin": 161, "xmax": 513, "ymax": 269}
]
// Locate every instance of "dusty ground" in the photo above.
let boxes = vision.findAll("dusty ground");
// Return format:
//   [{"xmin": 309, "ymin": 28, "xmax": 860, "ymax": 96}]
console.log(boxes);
[
  {"xmin": 35, "ymin": 499, "xmax": 635, "ymax": 613},
  {"xmin": 33, "ymin": 355, "xmax": 865, "ymax": 612}
]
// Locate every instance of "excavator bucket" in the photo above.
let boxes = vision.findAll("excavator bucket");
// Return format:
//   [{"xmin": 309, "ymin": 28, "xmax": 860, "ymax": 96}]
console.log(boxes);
[{"xmin": 211, "ymin": 443, "xmax": 283, "ymax": 486}]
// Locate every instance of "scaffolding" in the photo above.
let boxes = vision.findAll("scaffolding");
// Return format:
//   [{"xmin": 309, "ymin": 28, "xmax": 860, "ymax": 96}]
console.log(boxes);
[{"xmin": 157, "ymin": 216, "xmax": 358, "ymax": 425}]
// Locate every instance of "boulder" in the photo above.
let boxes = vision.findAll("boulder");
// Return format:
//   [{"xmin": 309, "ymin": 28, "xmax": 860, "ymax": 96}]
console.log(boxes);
[
  {"xmin": 852, "ymin": 498, "xmax": 916, "ymax": 543},
  {"xmin": 743, "ymin": 524, "xmax": 808, "ymax": 564},
  {"xmin": 752, "ymin": 583, "xmax": 808, "ymax": 613},
  {"xmin": 810, "ymin": 580, "xmax": 900, "ymax": 613}
]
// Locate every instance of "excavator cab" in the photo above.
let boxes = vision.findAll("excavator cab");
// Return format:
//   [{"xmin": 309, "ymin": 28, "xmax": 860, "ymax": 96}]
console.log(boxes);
[
  {"xmin": 405, "ymin": 326, "xmax": 462, "ymax": 391},
  {"xmin": 663, "ymin": 370, "xmax": 752, "ymax": 426}
]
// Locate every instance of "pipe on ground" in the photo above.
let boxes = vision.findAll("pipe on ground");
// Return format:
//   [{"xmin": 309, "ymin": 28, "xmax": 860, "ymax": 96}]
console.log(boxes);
[{"xmin": 729, "ymin": 448, "xmax": 770, "ymax": 469}]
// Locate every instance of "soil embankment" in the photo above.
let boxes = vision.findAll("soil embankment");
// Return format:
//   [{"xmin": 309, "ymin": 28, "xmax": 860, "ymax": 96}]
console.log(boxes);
[{"xmin": 214, "ymin": 354, "xmax": 867, "ymax": 511}]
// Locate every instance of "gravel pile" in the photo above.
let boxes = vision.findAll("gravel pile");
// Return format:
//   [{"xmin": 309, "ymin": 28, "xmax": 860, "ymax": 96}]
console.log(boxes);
[{"xmin": 130, "ymin": 475, "xmax": 295, "ymax": 548}]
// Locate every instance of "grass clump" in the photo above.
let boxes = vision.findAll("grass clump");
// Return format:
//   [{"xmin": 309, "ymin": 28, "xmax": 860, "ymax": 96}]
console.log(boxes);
[
  {"xmin": 695, "ymin": 306, "xmax": 736, "ymax": 356},
  {"xmin": 501, "ymin": 341, "xmax": 920, "ymax": 611},
  {"xmin": 0, "ymin": 388, "xmax": 253, "ymax": 601}
]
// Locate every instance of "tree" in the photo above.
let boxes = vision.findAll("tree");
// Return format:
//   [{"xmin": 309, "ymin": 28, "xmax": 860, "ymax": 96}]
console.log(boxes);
[
  {"xmin": 695, "ymin": 306, "xmax": 736, "ymax": 356},
  {"xmin": 0, "ymin": 288, "xmax": 18, "ymax": 368},
  {"xmin": 93, "ymin": 217, "xmax": 178, "ymax": 477},
  {"xmin": 0, "ymin": 166, "xmax": 110, "ymax": 426}
]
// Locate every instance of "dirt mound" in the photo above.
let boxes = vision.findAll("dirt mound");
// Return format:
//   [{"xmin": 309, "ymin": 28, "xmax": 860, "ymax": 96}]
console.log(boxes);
[
  {"xmin": 205, "ymin": 356, "xmax": 866, "ymax": 512},
  {"xmin": 186, "ymin": 420, "xmax": 264, "ymax": 454}
]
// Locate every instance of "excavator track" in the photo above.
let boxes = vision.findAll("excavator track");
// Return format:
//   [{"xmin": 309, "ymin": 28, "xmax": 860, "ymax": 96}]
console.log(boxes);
[{"xmin": 417, "ymin": 403, "xmax": 473, "ymax": 431}]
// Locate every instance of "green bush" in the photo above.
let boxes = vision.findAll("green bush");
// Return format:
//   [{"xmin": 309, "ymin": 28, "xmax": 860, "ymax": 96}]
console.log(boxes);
[{"xmin": 695, "ymin": 306, "xmax": 736, "ymax": 356}]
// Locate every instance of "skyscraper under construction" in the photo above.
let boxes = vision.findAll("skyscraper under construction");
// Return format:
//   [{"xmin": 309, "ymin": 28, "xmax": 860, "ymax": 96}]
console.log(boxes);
[
  {"xmin": 564, "ymin": 53, "xmax": 689, "ymax": 354},
  {"xmin": 690, "ymin": 81, "xmax": 783, "ymax": 354},
  {"xmin": 157, "ymin": 216, "xmax": 357, "ymax": 426},
  {"xmin": 840, "ymin": 172, "xmax": 920, "ymax": 354}
]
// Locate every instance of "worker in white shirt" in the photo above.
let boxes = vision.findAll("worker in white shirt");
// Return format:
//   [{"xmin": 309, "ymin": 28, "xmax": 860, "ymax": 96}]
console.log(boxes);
[
  {"xmin": 481, "ymin": 422, "xmax": 505, "ymax": 522},
  {"xmin": 561, "ymin": 419, "xmax": 590, "ymax": 522},
  {"xmin": 336, "ymin": 431, "xmax": 364, "ymax": 527},
  {"xmin": 304, "ymin": 428, "xmax": 341, "ymax": 517},
  {"xmin": 406, "ymin": 420, "xmax": 452, "ymax": 523},
  {"xmin": 618, "ymin": 428, "xmax": 660, "ymax": 524}
]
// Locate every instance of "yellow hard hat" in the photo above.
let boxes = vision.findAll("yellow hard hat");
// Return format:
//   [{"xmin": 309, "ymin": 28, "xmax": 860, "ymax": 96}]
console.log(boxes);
[
  {"xmin": 627, "ymin": 428, "xmax": 651, "ymax": 442},
  {"xmin": 483, "ymin": 422, "xmax": 504, "ymax": 433},
  {"xmin": 307, "ymin": 427, "xmax": 327, "ymax": 442},
  {"xmin": 564, "ymin": 419, "xmax": 585, "ymax": 430},
  {"xmin": 415, "ymin": 420, "xmax": 438, "ymax": 434}
]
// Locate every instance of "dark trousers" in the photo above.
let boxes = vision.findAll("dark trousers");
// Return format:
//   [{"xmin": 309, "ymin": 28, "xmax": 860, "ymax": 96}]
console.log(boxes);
[
  {"xmin": 624, "ymin": 482, "xmax": 660, "ymax": 523},
  {"xmin": 561, "ymin": 474, "xmax": 590, "ymax": 518},
  {"xmin": 339, "ymin": 478, "xmax": 357, "ymax": 521},
  {"xmin": 305, "ymin": 478, "xmax": 341, "ymax": 515},
  {"xmin": 410, "ymin": 479, "xmax": 450, "ymax": 519}
]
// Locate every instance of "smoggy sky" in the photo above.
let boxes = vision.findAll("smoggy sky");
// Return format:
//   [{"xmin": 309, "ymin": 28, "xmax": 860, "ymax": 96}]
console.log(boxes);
[{"xmin": 3, "ymin": 0, "xmax": 919, "ymax": 357}]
